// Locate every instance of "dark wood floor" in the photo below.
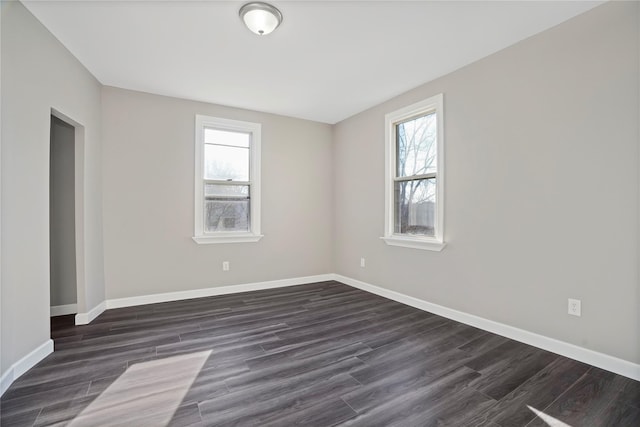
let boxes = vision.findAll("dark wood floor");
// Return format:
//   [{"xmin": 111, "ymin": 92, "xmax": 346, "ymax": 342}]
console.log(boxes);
[{"xmin": 1, "ymin": 281, "xmax": 638, "ymax": 426}]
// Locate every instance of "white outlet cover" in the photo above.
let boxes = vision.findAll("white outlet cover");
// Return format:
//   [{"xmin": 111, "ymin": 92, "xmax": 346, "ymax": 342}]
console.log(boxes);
[
  {"xmin": 360, "ymin": 258, "xmax": 365, "ymax": 268},
  {"xmin": 568, "ymin": 298, "xmax": 581, "ymax": 316}
]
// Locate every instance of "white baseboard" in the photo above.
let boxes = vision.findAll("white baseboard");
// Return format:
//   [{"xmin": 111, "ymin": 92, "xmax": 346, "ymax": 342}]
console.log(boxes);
[
  {"xmin": 50, "ymin": 303, "xmax": 77, "ymax": 317},
  {"xmin": 334, "ymin": 274, "xmax": 640, "ymax": 381},
  {"xmin": 76, "ymin": 274, "xmax": 334, "ymax": 324},
  {"xmin": 75, "ymin": 301, "xmax": 106, "ymax": 325},
  {"xmin": 0, "ymin": 339, "xmax": 53, "ymax": 396},
  {"xmin": 1, "ymin": 274, "xmax": 333, "ymax": 397},
  {"xmin": 106, "ymin": 274, "xmax": 335, "ymax": 309},
  {"xmin": 53, "ymin": 273, "xmax": 640, "ymax": 382}
]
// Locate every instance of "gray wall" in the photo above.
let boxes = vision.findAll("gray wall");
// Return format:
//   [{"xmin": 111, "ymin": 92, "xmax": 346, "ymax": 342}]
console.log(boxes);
[
  {"xmin": 333, "ymin": 1, "xmax": 640, "ymax": 364},
  {"xmin": 1, "ymin": 2, "xmax": 104, "ymax": 374},
  {"xmin": 49, "ymin": 116, "xmax": 77, "ymax": 308},
  {"xmin": 101, "ymin": 87, "xmax": 333, "ymax": 299}
]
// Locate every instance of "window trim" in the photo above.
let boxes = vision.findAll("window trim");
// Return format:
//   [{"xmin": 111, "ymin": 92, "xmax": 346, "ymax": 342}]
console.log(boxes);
[
  {"xmin": 381, "ymin": 94, "xmax": 445, "ymax": 251},
  {"xmin": 193, "ymin": 115, "xmax": 263, "ymax": 244}
]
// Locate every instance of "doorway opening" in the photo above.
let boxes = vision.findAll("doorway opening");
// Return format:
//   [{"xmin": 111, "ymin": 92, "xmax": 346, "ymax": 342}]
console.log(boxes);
[{"xmin": 49, "ymin": 114, "xmax": 78, "ymax": 327}]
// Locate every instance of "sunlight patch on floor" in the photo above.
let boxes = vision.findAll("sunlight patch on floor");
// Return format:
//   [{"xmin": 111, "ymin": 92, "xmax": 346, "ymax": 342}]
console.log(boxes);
[
  {"xmin": 68, "ymin": 350, "xmax": 211, "ymax": 427},
  {"xmin": 528, "ymin": 405, "xmax": 573, "ymax": 427}
]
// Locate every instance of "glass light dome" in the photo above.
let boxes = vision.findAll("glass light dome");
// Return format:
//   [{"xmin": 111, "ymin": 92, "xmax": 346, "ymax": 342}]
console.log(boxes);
[{"xmin": 239, "ymin": 2, "xmax": 283, "ymax": 36}]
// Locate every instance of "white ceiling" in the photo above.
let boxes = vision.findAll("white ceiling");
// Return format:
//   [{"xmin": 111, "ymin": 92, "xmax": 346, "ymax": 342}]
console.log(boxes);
[{"xmin": 23, "ymin": 0, "xmax": 604, "ymax": 124}]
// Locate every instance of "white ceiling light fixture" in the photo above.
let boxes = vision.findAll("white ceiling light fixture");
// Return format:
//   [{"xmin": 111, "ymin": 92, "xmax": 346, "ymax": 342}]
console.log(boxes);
[{"xmin": 239, "ymin": 2, "xmax": 283, "ymax": 36}]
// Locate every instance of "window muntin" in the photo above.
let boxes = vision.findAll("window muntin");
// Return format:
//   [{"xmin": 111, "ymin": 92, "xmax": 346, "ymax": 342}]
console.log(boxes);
[
  {"xmin": 194, "ymin": 116, "xmax": 262, "ymax": 244},
  {"xmin": 383, "ymin": 94, "xmax": 444, "ymax": 251}
]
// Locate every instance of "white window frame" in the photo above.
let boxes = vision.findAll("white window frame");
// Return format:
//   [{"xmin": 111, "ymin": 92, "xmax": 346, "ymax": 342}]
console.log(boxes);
[
  {"xmin": 381, "ymin": 94, "xmax": 445, "ymax": 251},
  {"xmin": 192, "ymin": 115, "xmax": 263, "ymax": 244}
]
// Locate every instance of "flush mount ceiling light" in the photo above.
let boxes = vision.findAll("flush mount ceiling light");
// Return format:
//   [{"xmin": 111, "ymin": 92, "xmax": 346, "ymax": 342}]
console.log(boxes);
[{"xmin": 239, "ymin": 2, "xmax": 283, "ymax": 36}]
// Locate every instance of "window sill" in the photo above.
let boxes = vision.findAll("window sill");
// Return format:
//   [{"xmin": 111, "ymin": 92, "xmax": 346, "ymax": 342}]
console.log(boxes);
[
  {"xmin": 192, "ymin": 233, "xmax": 263, "ymax": 244},
  {"xmin": 381, "ymin": 235, "xmax": 446, "ymax": 252}
]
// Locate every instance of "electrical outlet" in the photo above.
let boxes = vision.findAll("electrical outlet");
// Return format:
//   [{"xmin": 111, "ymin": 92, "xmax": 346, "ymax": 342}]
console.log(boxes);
[
  {"xmin": 568, "ymin": 298, "xmax": 581, "ymax": 316},
  {"xmin": 222, "ymin": 261, "xmax": 230, "ymax": 271},
  {"xmin": 360, "ymin": 257, "xmax": 366, "ymax": 268}
]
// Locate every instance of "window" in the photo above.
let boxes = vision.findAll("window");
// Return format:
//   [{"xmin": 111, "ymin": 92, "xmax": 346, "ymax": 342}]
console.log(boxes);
[
  {"xmin": 193, "ymin": 115, "xmax": 262, "ymax": 244},
  {"xmin": 382, "ymin": 94, "xmax": 445, "ymax": 251}
]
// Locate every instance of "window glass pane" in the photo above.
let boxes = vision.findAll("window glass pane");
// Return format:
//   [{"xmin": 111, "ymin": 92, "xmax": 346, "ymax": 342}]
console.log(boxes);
[
  {"xmin": 205, "ymin": 199, "xmax": 250, "ymax": 232},
  {"xmin": 204, "ymin": 128, "xmax": 250, "ymax": 148},
  {"xmin": 204, "ymin": 144, "xmax": 249, "ymax": 181},
  {"xmin": 204, "ymin": 183, "xmax": 249, "ymax": 198},
  {"xmin": 396, "ymin": 112, "xmax": 436, "ymax": 178},
  {"xmin": 394, "ymin": 178, "xmax": 436, "ymax": 236}
]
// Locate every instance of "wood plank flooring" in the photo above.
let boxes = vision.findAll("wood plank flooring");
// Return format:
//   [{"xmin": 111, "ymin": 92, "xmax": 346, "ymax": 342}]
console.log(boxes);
[{"xmin": 1, "ymin": 281, "xmax": 638, "ymax": 426}]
